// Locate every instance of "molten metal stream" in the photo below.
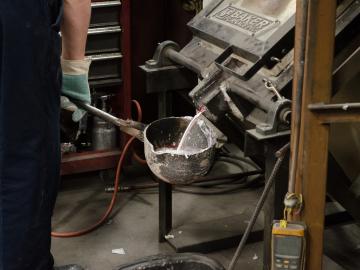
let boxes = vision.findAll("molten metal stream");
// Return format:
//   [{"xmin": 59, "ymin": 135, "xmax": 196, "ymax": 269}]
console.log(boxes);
[{"xmin": 177, "ymin": 111, "xmax": 204, "ymax": 151}]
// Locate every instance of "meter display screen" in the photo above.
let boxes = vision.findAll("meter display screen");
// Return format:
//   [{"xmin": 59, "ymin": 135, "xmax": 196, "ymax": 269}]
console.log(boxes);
[{"xmin": 275, "ymin": 236, "xmax": 302, "ymax": 257}]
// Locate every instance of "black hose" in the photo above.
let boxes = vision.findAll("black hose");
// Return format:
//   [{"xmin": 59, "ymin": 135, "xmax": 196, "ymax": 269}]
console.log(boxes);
[
  {"xmin": 173, "ymin": 154, "xmax": 263, "ymax": 194},
  {"xmin": 194, "ymin": 169, "xmax": 262, "ymax": 185},
  {"xmin": 191, "ymin": 177, "xmax": 247, "ymax": 188},
  {"xmin": 218, "ymin": 153, "xmax": 260, "ymax": 169},
  {"xmin": 174, "ymin": 176, "xmax": 263, "ymax": 195},
  {"xmin": 227, "ymin": 143, "xmax": 290, "ymax": 270},
  {"xmin": 216, "ymin": 157, "xmax": 246, "ymax": 172},
  {"xmin": 174, "ymin": 186, "xmax": 249, "ymax": 195},
  {"xmin": 113, "ymin": 174, "xmax": 262, "ymax": 195},
  {"xmin": 107, "ymin": 154, "xmax": 264, "ymax": 195}
]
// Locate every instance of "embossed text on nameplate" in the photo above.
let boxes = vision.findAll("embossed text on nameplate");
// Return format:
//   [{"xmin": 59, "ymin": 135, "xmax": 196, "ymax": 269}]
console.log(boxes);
[{"xmin": 214, "ymin": 6, "xmax": 274, "ymax": 34}]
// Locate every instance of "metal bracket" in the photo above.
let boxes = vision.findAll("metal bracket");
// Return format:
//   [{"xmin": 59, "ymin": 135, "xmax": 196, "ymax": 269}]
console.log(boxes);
[
  {"xmin": 145, "ymin": 41, "xmax": 181, "ymax": 69},
  {"xmin": 140, "ymin": 41, "xmax": 198, "ymax": 94},
  {"xmin": 256, "ymin": 99, "xmax": 291, "ymax": 136}
]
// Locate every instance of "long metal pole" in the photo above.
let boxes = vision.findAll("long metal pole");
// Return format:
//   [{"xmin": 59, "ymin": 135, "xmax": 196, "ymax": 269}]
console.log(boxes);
[
  {"xmin": 74, "ymin": 101, "xmax": 145, "ymax": 140},
  {"xmin": 288, "ymin": 0, "xmax": 309, "ymax": 194},
  {"xmin": 165, "ymin": 48, "xmax": 203, "ymax": 76},
  {"xmin": 293, "ymin": 0, "xmax": 337, "ymax": 269}
]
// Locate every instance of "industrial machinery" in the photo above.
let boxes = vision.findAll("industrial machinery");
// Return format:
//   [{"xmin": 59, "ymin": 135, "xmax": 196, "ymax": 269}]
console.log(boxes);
[{"xmin": 140, "ymin": 0, "xmax": 360, "ymax": 268}]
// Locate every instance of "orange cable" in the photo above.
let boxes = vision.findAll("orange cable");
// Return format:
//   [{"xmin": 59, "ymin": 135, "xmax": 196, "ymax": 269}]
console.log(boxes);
[
  {"xmin": 52, "ymin": 99, "xmax": 143, "ymax": 238},
  {"xmin": 51, "ymin": 137, "xmax": 135, "ymax": 238},
  {"xmin": 131, "ymin": 99, "xmax": 147, "ymax": 165}
]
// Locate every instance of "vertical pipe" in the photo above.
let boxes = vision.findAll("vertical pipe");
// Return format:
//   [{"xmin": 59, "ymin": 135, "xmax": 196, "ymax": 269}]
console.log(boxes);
[
  {"xmin": 288, "ymin": 0, "xmax": 309, "ymax": 194},
  {"xmin": 118, "ymin": 0, "xmax": 132, "ymax": 147},
  {"xmin": 158, "ymin": 92, "xmax": 173, "ymax": 242},
  {"xmin": 293, "ymin": 0, "xmax": 337, "ymax": 269},
  {"xmin": 263, "ymin": 141, "xmax": 290, "ymax": 270}
]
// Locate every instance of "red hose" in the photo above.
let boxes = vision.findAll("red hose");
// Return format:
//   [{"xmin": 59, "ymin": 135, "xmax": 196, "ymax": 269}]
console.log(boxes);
[
  {"xmin": 132, "ymin": 150, "xmax": 147, "ymax": 165},
  {"xmin": 52, "ymin": 137, "xmax": 136, "ymax": 238},
  {"xmin": 52, "ymin": 100, "xmax": 143, "ymax": 238},
  {"xmin": 131, "ymin": 100, "xmax": 142, "ymax": 122},
  {"xmin": 131, "ymin": 99, "xmax": 147, "ymax": 165}
]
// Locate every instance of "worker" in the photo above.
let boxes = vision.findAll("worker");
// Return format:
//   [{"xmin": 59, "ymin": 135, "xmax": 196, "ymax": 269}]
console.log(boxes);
[{"xmin": 0, "ymin": 0, "xmax": 91, "ymax": 269}]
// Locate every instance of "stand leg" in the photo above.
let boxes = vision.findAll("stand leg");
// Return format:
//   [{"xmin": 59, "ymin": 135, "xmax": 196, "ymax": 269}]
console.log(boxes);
[
  {"xmin": 159, "ymin": 182, "xmax": 173, "ymax": 242},
  {"xmin": 263, "ymin": 140, "xmax": 289, "ymax": 270},
  {"xmin": 158, "ymin": 92, "xmax": 173, "ymax": 242}
]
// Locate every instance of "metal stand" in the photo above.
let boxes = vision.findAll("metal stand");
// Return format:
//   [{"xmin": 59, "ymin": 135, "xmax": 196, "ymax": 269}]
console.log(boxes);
[
  {"xmin": 158, "ymin": 92, "xmax": 173, "ymax": 242},
  {"xmin": 263, "ymin": 140, "xmax": 289, "ymax": 270},
  {"xmin": 159, "ymin": 181, "xmax": 172, "ymax": 242},
  {"xmin": 156, "ymin": 91, "xmax": 287, "ymax": 253},
  {"xmin": 156, "ymin": 90, "xmax": 265, "ymax": 251}
]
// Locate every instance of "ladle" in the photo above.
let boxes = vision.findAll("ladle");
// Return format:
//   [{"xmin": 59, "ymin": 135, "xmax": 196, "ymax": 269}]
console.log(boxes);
[{"xmin": 74, "ymin": 101, "xmax": 217, "ymax": 184}]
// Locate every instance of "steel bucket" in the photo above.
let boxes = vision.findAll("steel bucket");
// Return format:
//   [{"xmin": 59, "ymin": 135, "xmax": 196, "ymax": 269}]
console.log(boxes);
[{"xmin": 115, "ymin": 253, "xmax": 225, "ymax": 270}]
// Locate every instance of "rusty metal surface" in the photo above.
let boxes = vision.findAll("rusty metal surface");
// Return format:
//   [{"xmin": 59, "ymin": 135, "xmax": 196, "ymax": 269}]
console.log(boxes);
[
  {"xmin": 316, "ymin": 111, "xmax": 360, "ymax": 124},
  {"xmin": 292, "ymin": 1, "xmax": 337, "ymax": 269}
]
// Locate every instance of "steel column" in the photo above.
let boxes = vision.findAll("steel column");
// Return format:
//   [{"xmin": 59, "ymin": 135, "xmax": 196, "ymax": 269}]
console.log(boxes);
[
  {"xmin": 263, "ymin": 140, "xmax": 290, "ymax": 270},
  {"xmin": 158, "ymin": 92, "xmax": 173, "ymax": 242},
  {"xmin": 291, "ymin": 1, "xmax": 337, "ymax": 269}
]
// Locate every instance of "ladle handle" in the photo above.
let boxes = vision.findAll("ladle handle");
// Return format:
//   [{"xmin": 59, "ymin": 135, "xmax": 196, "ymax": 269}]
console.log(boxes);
[{"xmin": 73, "ymin": 100, "xmax": 145, "ymax": 141}]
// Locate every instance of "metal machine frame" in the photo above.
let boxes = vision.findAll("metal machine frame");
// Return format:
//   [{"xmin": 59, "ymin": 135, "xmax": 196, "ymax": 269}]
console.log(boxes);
[{"xmin": 140, "ymin": 1, "xmax": 360, "ymax": 269}]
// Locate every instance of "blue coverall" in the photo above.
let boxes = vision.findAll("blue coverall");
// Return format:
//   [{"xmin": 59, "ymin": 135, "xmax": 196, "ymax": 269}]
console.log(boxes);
[{"xmin": 0, "ymin": 0, "xmax": 63, "ymax": 269}]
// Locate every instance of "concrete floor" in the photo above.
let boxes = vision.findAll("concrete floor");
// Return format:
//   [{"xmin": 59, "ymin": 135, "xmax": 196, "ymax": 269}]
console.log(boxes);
[
  {"xmin": 52, "ymin": 160, "xmax": 265, "ymax": 270},
  {"xmin": 52, "ymin": 165, "xmax": 359, "ymax": 270}
]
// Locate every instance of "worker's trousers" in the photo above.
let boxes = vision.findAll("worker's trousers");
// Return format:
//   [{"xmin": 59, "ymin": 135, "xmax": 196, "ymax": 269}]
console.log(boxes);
[{"xmin": 0, "ymin": 0, "xmax": 63, "ymax": 269}]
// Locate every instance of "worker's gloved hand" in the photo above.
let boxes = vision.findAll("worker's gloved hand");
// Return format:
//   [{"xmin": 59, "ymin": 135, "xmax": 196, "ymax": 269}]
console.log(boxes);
[{"xmin": 61, "ymin": 58, "xmax": 91, "ymax": 122}]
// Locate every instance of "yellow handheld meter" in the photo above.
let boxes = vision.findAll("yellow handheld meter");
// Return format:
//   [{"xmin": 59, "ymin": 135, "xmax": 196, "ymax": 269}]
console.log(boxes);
[{"xmin": 271, "ymin": 221, "xmax": 306, "ymax": 270}]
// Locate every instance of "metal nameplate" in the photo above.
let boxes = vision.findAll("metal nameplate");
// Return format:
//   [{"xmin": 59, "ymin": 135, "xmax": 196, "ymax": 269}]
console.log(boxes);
[{"xmin": 213, "ymin": 5, "xmax": 274, "ymax": 34}]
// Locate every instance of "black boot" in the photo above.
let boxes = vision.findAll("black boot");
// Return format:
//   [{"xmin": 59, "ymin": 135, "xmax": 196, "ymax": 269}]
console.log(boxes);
[{"xmin": 54, "ymin": 265, "xmax": 84, "ymax": 270}]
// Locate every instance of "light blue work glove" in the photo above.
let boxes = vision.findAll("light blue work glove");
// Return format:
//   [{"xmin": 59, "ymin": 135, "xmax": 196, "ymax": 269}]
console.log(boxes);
[{"xmin": 61, "ymin": 58, "xmax": 91, "ymax": 122}]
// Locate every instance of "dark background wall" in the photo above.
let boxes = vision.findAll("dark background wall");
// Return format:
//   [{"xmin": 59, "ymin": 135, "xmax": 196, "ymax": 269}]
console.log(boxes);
[{"xmin": 130, "ymin": 0, "xmax": 197, "ymax": 123}]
